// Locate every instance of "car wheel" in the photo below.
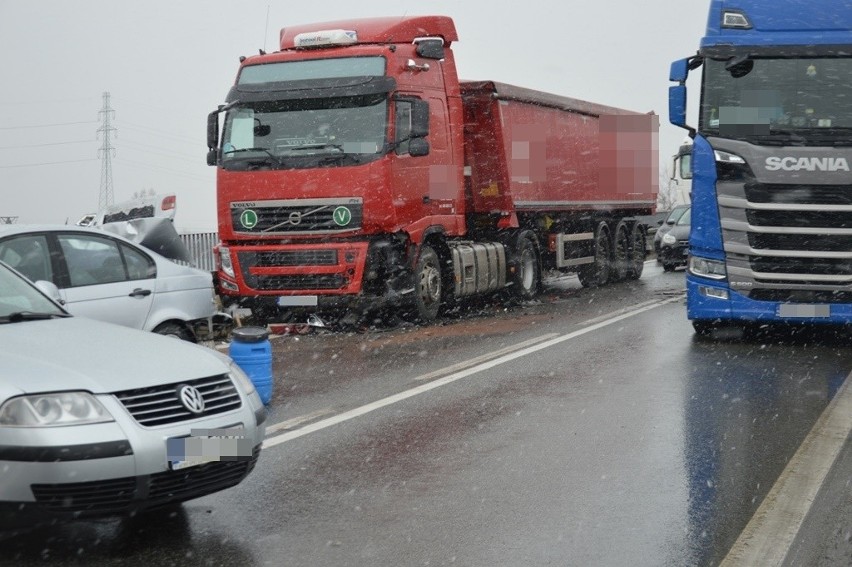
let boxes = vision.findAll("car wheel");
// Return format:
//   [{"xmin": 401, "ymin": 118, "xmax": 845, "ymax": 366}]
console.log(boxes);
[
  {"xmin": 662, "ymin": 262, "xmax": 675, "ymax": 272},
  {"xmin": 153, "ymin": 322, "xmax": 195, "ymax": 342}
]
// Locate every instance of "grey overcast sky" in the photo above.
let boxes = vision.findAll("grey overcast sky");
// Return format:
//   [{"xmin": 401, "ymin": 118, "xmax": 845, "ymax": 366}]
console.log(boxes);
[{"xmin": 0, "ymin": 1, "xmax": 708, "ymax": 232}]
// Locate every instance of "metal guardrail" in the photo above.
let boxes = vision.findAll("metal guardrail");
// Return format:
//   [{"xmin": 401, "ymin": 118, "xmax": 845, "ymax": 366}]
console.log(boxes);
[{"xmin": 180, "ymin": 232, "xmax": 218, "ymax": 272}]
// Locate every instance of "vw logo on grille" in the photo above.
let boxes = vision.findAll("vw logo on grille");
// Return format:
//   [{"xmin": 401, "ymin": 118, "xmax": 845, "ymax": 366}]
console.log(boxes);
[{"xmin": 178, "ymin": 385, "xmax": 206, "ymax": 414}]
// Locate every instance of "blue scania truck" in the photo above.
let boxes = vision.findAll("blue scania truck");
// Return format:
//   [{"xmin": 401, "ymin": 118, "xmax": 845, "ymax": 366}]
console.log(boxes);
[{"xmin": 669, "ymin": 0, "xmax": 852, "ymax": 334}]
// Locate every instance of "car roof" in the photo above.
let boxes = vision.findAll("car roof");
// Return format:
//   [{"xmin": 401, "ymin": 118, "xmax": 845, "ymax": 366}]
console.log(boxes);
[{"xmin": 0, "ymin": 223, "xmax": 157, "ymax": 254}]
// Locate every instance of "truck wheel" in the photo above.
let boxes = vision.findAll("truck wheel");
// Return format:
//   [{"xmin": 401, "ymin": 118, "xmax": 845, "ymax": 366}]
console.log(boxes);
[
  {"xmin": 627, "ymin": 223, "xmax": 646, "ymax": 280},
  {"xmin": 513, "ymin": 231, "xmax": 540, "ymax": 299},
  {"xmin": 578, "ymin": 224, "xmax": 611, "ymax": 288},
  {"xmin": 611, "ymin": 222, "xmax": 630, "ymax": 281},
  {"xmin": 413, "ymin": 245, "xmax": 442, "ymax": 322}
]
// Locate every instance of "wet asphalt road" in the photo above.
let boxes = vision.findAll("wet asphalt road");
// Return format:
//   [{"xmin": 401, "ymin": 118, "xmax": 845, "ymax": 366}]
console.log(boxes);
[{"xmin": 5, "ymin": 263, "xmax": 852, "ymax": 566}]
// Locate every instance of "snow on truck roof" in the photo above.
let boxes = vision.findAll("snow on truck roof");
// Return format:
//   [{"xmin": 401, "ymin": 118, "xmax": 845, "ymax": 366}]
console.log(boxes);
[
  {"xmin": 279, "ymin": 15, "xmax": 458, "ymax": 50},
  {"xmin": 460, "ymin": 81, "xmax": 653, "ymax": 119}
]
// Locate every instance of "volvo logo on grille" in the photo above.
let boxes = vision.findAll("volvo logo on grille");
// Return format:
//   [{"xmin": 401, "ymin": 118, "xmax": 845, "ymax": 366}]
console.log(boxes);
[{"xmin": 178, "ymin": 385, "xmax": 206, "ymax": 414}]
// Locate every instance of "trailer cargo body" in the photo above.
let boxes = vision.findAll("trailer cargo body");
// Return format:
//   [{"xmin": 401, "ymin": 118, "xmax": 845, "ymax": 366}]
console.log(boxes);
[{"xmin": 208, "ymin": 16, "xmax": 658, "ymax": 324}]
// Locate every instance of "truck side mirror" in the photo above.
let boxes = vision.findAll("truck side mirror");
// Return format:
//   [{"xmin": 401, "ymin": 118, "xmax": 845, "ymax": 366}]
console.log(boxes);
[
  {"xmin": 408, "ymin": 138, "xmax": 430, "ymax": 157},
  {"xmin": 669, "ymin": 59, "xmax": 689, "ymax": 82},
  {"xmin": 669, "ymin": 85, "xmax": 688, "ymax": 129},
  {"xmin": 207, "ymin": 111, "xmax": 220, "ymax": 156},
  {"xmin": 207, "ymin": 148, "xmax": 218, "ymax": 166},
  {"xmin": 411, "ymin": 99, "xmax": 430, "ymax": 138}
]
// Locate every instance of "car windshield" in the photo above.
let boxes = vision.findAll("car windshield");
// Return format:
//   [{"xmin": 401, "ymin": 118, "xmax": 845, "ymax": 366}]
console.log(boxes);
[
  {"xmin": 667, "ymin": 207, "xmax": 689, "ymax": 223},
  {"xmin": 0, "ymin": 262, "xmax": 66, "ymax": 320},
  {"xmin": 676, "ymin": 207, "xmax": 691, "ymax": 226}
]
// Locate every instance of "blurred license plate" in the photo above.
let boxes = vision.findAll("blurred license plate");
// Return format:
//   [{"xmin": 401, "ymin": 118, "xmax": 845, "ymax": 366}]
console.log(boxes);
[
  {"xmin": 777, "ymin": 304, "xmax": 830, "ymax": 318},
  {"xmin": 277, "ymin": 295, "xmax": 318, "ymax": 307},
  {"xmin": 167, "ymin": 427, "xmax": 252, "ymax": 471}
]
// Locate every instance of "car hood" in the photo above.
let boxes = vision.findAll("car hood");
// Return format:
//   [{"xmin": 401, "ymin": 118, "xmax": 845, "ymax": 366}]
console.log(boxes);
[
  {"xmin": 0, "ymin": 317, "xmax": 231, "ymax": 398},
  {"xmin": 667, "ymin": 224, "xmax": 691, "ymax": 239}
]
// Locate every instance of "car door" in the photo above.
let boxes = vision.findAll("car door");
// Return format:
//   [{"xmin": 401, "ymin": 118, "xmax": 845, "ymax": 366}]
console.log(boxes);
[{"xmin": 55, "ymin": 232, "xmax": 156, "ymax": 330}]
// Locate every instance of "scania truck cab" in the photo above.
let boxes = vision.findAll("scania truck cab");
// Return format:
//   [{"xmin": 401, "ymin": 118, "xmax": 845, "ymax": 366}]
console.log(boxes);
[{"xmin": 669, "ymin": 0, "xmax": 852, "ymax": 334}]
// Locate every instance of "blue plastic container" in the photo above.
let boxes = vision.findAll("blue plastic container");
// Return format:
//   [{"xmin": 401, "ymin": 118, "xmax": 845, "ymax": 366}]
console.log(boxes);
[{"xmin": 229, "ymin": 326, "xmax": 273, "ymax": 405}]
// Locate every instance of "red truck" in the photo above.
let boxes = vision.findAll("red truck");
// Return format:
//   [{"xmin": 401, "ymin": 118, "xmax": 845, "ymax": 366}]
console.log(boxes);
[{"xmin": 207, "ymin": 16, "xmax": 659, "ymax": 324}]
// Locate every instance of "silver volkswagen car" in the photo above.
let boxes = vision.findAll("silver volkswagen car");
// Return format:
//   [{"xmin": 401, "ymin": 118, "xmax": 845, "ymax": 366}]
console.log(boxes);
[{"xmin": 0, "ymin": 261, "xmax": 266, "ymax": 531}]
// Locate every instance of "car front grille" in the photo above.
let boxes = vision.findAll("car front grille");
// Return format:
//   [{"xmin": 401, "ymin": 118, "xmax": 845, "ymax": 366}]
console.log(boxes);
[
  {"xmin": 30, "ymin": 447, "xmax": 260, "ymax": 515},
  {"xmin": 113, "ymin": 374, "xmax": 242, "ymax": 427}
]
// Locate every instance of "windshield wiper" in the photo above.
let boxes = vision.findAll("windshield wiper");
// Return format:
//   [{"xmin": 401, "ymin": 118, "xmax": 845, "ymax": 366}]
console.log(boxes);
[
  {"xmin": 223, "ymin": 147, "xmax": 282, "ymax": 165},
  {"xmin": 282, "ymin": 143, "xmax": 345, "ymax": 154},
  {"xmin": 2, "ymin": 311, "xmax": 71, "ymax": 323}
]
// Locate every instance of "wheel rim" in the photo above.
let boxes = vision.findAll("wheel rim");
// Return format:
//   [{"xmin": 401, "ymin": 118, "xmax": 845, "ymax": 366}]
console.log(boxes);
[
  {"xmin": 520, "ymin": 248, "xmax": 535, "ymax": 291},
  {"xmin": 418, "ymin": 262, "xmax": 441, "ymax": 306}
]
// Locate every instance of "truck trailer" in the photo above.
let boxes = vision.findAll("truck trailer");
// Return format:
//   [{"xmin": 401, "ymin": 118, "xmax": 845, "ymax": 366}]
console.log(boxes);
[
  {"xmin": 208, "ymin": 15, "xmax": 658, "ymax": 324},
  {"xmin": 669, "ymin": 0, "xmax": 852, "ymax": 335}
]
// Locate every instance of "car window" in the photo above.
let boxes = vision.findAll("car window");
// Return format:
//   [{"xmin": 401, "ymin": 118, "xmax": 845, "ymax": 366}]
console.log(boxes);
[
  {"xmin": 57, "ymin": 234, "xmax": 154, "ymax": 287},
  {"xmin": 0, "ymin": 234, "xmax": 53, "ymax": 283},
  {"xmin": 666, "ymin": 206, "xmax": 688, "ymax": 224},
  {"xmin": 121, "ymin": 242, "xmax": 156, "ymax": 280}
]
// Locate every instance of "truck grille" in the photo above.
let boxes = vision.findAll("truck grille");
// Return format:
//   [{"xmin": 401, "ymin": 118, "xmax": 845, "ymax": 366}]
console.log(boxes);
[
  {"xmin": 254, "ymin": 274, "xmax": 347, "ymax": 290},
  {"xmin": 114, "ymin": 375, "xmax": 242, "ymax": 427},
  {"xmin": 31, "ymin": 447, "xmax": 260, "ymax": 515},
  {"xmin": 255, "ymin": 249, "xmax": 338, "ymax": 267},
  {"xmin": 230, "ymin": 198, "xmax": 362, "ymax": 234},
  {"xmin": 719, "ymin": 167, "xmax": 852, "ymax": 298}
]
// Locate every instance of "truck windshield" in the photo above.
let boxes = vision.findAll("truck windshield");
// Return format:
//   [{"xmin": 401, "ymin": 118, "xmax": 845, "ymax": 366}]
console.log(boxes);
[
  {"xmin": 700, "ymin": 56, "xmax": 852, "ymax": 143},
  {"xmin": 221, "ymin": 93, "xmax": 388, "ymax": 169}
]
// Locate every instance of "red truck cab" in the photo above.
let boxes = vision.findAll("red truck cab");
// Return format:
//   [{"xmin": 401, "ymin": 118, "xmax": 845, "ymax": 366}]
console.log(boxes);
[{"xmin": 208, "ymin": 16, "xmax": 657, "ymax": 325}]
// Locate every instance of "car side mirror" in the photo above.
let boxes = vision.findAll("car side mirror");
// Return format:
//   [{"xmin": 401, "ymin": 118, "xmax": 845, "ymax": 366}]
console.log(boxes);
[{"xmin": 35, "ymin": 280, "xmax": 64, "ymax": 305}]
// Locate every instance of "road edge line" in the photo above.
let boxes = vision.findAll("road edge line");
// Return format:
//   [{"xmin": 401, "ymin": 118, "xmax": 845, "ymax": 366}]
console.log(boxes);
[{"xmin": 720, "ymin": 372, "xmax": 852, "ymax": 567}]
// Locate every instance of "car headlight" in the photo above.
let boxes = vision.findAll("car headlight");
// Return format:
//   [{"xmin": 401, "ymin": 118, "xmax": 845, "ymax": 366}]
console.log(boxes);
[
  {"xmin": 689, "ymin": 256, "xmax": 727, "ymax": 280},
  {"xmin": 0, "ymin": 392, "xmax": 114, "ymax": 427},
  {"xmin": 662, "ymin": 233, "xmax": 677, "ymax": 245},
  {"xmin": 228, "ymin": 361, "xmax": 263, "ymax": 409}
]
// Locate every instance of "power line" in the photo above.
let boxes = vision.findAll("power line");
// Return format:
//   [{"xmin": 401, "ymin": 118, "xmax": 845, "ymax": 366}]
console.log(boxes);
[
  {"xmin": 0, "ymin": 139, "xmax": 94, "ymax": 150},
  {"xmin": 0, "ymin": 158, "xmax": 97, "ymax": 169},
  {"xmin": 0, "ymin": 120, "xmax": 98, "ymax": 130}
]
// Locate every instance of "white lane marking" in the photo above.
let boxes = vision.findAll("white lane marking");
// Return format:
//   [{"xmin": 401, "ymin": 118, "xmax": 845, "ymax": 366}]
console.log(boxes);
[
  {"xmin": 579, "ymin": 298, "xmax": 671, "ymax": 327},
  {"xmin": 262, "ymin": 296, "xmax": 681, "ymax": 449},
  {"xmin": 720, "ymin": 372, "xmax": 852, "ymax": 567},
  {"xmin": 264, "ymin": 408, "xmax": 336, "ymax": 435},
  {"xmin": 414, "ymin": 333, "xmax": 561, "ymax": 381}
]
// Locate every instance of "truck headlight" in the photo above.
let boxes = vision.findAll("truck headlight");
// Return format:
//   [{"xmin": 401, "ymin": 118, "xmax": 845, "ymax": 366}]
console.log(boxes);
[
  {"xmin": 219, "ymin": 247, "xmax": 235, "ymax": 278},
  {"xmin": 689, "ymin": 256, "xmax": 727, "ymax": 280},
  {"xmin": 0, "ymin": 392, "xmax": 114, "ymax": 427}
]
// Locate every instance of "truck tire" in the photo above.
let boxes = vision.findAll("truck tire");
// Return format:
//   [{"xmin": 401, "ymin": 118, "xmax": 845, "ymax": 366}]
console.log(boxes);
[
  {"xmin": 512, "ymin": 231, "xmax": 540, "ymax": 299},
  {"xmin": 611, "ymin": 221, "xmax": 630, "ymax": 281},
  {"xmin": 412, "ymin": 244, "xmax": 442, "ymax": 322},
  {"xmin": 578, "ymin": 223, "xmax": 611, "ymax": 288},
  {"xmin": 627, "ymin": 223, "xmax": 646, "ymax": 280}
]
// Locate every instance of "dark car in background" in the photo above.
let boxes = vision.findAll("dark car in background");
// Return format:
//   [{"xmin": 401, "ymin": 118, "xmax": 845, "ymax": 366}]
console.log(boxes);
[
  {"xmin": 653, "ymin": 204, "xmax": 691, "ymax": 260},
  {"xmin": 659, "ymin": 206, "xmax": 690, "ymax": 272}
]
